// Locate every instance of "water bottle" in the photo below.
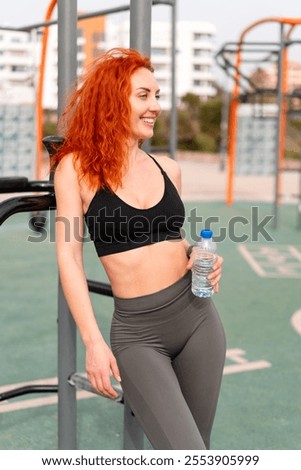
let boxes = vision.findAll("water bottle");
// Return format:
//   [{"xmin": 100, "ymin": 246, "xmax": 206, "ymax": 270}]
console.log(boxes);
[{"xmin": 191, "ymin": 229, "xmax": 217, "ymax": 298}]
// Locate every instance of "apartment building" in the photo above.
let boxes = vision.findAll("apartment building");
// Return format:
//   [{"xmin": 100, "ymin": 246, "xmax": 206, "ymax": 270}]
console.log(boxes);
[
  {"xmin": 0, "ymin": 17, "xmax": 216, "ymax": 111},
  {"xmin": 0, "ymin": 29, "xmax": 35, "ymax": 104},
  {"xmin": 104, "ymin": 19, "xmax": 217, "ymax": 109}
]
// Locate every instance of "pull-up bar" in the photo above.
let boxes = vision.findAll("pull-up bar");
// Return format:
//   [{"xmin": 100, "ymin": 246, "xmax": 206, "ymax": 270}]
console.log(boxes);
[{"xmin": 216, "ymin": 17, "xmax": 301, "ymax": 230}]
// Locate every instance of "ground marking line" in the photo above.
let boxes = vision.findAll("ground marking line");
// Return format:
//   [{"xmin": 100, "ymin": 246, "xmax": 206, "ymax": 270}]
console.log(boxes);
[
  {"xmin": 0, "ymin": 349, "xmax": 271, "ymax": 413},
  {"xmin": 224, "ymin": 348, "xmax": 271, "ymax": 375},
  {"xmin": 291, "ymin": 309, "xmax": 301, "ymax": 336},
  {"xmin": 237, "ymin": 245, "xmax": 266, "ymax": 277},
  {"xmin": 238, "ymin": 244, "xmax": 301, "ymax": 278},
  {"xmin": 289, "ymin": 246, "xmax": 301, "ymax": 262}
]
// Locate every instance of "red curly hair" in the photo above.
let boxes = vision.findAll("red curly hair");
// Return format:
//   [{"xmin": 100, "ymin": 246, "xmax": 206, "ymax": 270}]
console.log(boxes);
[{"xmin": 52, "ymin": 48, "xmax": 153, "ymax": 190}]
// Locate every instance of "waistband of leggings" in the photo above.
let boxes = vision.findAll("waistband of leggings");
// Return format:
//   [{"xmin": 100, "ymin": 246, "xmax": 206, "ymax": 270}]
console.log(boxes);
[{"xmin": 113, "ymin": 270, "xmax": 192, "ymax": 314}]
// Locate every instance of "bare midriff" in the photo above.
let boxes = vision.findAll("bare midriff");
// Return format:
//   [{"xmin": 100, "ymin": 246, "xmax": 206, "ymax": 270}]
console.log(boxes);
[{"xmin": 101, "ymin": 239, "xmax": 188, "ymax": 298}]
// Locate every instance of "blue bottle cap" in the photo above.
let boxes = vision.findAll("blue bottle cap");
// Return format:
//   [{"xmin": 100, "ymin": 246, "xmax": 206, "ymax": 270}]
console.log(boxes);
[{"xmin": 200, "ymin": 229, "xmax": 213, "ymax": 238}]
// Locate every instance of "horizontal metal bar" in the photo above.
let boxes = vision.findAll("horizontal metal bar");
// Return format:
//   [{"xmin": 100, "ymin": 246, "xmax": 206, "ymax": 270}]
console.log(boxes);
[
  {"xmin": 0, "ymin": 0, "xmax": 175, "ymax": 32},
  {"xmin": 0, "ymin": 4, "xmax": 131, "ymax": 32},
  {"xmin": 87, "ymin": 279, "xmax": 113, "ymax": 297},
  {"xmin": 0, "ymin": 194, "xmax": 56, "ymax": 225},
  {"xmin": 0, "ymin": 385, "xmax": 58, "ymax": 401},
  {"xmin": 0, "ymin": 178, "xmax": 54, "ymax": 194}
]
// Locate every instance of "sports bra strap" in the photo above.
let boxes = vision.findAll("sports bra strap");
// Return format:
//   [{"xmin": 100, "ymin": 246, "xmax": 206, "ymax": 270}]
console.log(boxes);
[{"xmin": 147, "ymin": 153, "xmax": 165, "ymax": 174}]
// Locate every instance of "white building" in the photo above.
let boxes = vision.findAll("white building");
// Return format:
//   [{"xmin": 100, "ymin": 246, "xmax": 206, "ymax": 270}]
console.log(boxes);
[
  {"xmin": 0, "ymin": 19, "xmax": 217, "ymax": 111},
  {"xmin": 0, "ymin": 29, "xmax": 35, "ymax": 104},
  {"xmin": 175, "ymin": 21, "xmax": 216, "ymax": 101},
  {"xmin": 104, "ymin": 19, "xmax": 217, "ymax": 109}
]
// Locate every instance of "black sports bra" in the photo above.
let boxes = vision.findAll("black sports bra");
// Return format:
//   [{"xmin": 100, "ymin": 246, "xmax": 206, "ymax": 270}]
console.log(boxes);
[{"xmin": 84, "ymin": 155, "xmax": 185, "ymax": 257}]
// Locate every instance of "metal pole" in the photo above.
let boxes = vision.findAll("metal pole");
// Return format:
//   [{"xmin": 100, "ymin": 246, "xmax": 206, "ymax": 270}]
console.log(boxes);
[
  {"xmin": 57, "ymin": 0, "xmax": 78, "ymax": 116},
  {"xmin": 219, "ymin": 87, "xmax": 230, "ymax": 172},
  {"xmin": 57, "ymin": 0, "xmax": 78, "ymax": 450},
  {"xmin": 169, "ymin": 0, "xmax": 177, "ymax": 160},
  {"xmin": 273, "ymin": 23, "xmax": 285, "ymax": 230},
  {"xmin": 124, "ymin": 0, "xmax": 155, "ymax": 448},
  {"xmin": 297, "ymin": 155, "xmax": 301, "ymax": 230},
  {"xmin": 57, "ymin": 281, "xmax": 77, "ymax": 449},
  {"xmin": 129, "ymin": 0, "xmax": 153, "ymax": 159},
  {"xmin": 129, "ymin": 0, "xmax": 152, "ymax": 55}
]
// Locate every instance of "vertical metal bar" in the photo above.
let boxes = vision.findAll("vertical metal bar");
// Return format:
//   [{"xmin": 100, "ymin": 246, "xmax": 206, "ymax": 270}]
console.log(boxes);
[
  {"xmin": 57, "ymin": 281, "xmax": 77, "ymax": 449},
  {"xmin": 169, "ymin": 0, "xmax": 177, "ymax": 160},
  {"xmin": 219, "ymin": 87, "xmax": 229, "ymax": 172},
  {"xmin": 273, "ymin": 24, "xmax": 285, "ymax": 230},
  {"xmin": 57, "ymin": 0, "xmax": 78, "ymax": 116},
  {"xmin": 124, "ymin": 0, "xmax": 154, "ymax": 448},
  {"xmin": 297, "ymin": 160, "xmax": 301, "ymax": 230},
  {"xmin": 129, "ymin": 0, "xmax": 152, "ymax": 55},
  {"xmin": 130, "ymin": 0, "xmax": 152, "ymax": 156},
  {"xmin": 57, "ymin": 0, "xmax": 78, "ymax": 450},
  {"xmin": 123, "ymin": 401, "xmax": 144, "ymax": 450}
]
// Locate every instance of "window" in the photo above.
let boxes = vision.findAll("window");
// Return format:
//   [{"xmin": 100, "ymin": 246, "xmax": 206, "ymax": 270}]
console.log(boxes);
[
  {"xmin": 193, "ymin": 32, "xmax": 212, "ymax": 41},
  {"xmin": 151, "ymin": 47, "xmax": 167, "ymax": 55},
  {"xmin": 193, "ymin": 64, "xmax": 210, "ymax": 72},
  {"xmin": 92, "ymin": 47, "xmax": 100, "ymax": 58},
  {"xmin": 193, "ymin": 79, "xmax": 212, "ymax": 87},
  {"xmin": 10, "ymin": 50, "xmax": 27, "ymax": 57},
  {"xmin": 92, "ymin": 31, "xmax": 105, "ymax": 42},
  {"xmin": 193, "ymin": 49, "xmax": 211, "ymax": 57},
  {"xmin": 11, "ymin": 65, "xmax": 28, "ymax": 72},
  {"xmin": 153, "ymin": 63, "xmax": 167, "ymax": 71}
]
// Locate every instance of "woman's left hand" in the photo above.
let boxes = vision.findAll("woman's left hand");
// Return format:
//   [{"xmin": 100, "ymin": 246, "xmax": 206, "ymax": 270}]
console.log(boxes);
[{"xmin": 187, "ymin": 252, "xmax": 224, "ymax": 294}]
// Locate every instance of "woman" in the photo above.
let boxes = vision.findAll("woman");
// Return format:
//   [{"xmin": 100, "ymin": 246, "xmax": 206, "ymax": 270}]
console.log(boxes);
[{"xmin": 53, "ymin": 48, "xmax": 226, "ymax": 450}]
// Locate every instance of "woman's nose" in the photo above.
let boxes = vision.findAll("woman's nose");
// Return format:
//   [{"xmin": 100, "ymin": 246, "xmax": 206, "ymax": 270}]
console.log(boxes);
[{"xmin": 150, "ymin": 96, "xmax": 161, "ymax": 113}]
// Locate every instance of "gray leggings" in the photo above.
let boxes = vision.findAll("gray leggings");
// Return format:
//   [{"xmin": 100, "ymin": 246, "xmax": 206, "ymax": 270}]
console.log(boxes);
[{"xmin": 110, "ymin": 271, "xmax": 226, "ymax": 450}]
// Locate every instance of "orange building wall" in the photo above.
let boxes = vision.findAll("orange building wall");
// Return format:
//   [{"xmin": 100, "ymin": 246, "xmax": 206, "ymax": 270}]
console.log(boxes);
[{"xmin": 78, "ymin": 14, "xmax": 106, "ymax": 67}]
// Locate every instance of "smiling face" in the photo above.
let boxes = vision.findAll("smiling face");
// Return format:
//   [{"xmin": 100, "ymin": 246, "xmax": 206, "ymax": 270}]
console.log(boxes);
[{"xmin": 128, "ymin": 67, "xmax": 161, "ymax": 143}]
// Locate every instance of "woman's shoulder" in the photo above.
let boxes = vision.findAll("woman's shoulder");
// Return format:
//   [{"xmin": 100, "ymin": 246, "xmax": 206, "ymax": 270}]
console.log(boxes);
[
  {"xmin": 151, "ymin": 154, "xmax": 182, "ymax": 191},
  {"xmin": 54, "ymin": 153, "xmax": 81, "ymax": 190},
  {"xmin": 55, "ymin": 153, "xmax": 80, "ymax": 180},
  {"xmin": 55, "ymin": 152, "xmax": 76, "ymax": 173},
  {"xmin": 151, "ymin": 154, "xmax": 181, "ymax": 175}
]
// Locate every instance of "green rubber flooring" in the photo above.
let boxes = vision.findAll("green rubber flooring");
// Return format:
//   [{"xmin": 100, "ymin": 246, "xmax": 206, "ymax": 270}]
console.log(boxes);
[{"xmin": 0, "ymin": 200, "xmax": 300, "ymax": 450}]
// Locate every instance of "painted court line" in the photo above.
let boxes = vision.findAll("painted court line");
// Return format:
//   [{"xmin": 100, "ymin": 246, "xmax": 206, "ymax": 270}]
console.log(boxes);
[
  {"xmin": 224, "ymin": 348, "xmax": 271, "ymax": 375},
  {"xmin": 238, "ymin": 244, "xmax": 301, "ymax": 278},
  {"xmin": 289, "ymin": 246, "xmax": 301, "ymax": 262},
  {"xmin": 238, "ymin": 245, "xmax": 266, "ymax": 277},
  {"xmin": 0, "ymin": 349, "xmax": 271, "ymax": 414},
  {"xmin": 291, "ymin": 309, "xmax": 301, "ymax": 336}
]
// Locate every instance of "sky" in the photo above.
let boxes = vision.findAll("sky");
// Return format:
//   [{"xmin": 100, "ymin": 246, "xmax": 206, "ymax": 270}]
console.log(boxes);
[{"xmin": 2, "ymin": 0, "xmax": 301, "ymax": 85}]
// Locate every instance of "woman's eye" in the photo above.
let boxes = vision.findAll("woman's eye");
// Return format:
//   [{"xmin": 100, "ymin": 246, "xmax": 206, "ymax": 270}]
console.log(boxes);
[
  {"xmin": 156, "ymin": 95, "xmax": 160, "ymax": 100},
  {"xmin": 139, "ymin": 94, "xmax": 147, "ymax": 99}
]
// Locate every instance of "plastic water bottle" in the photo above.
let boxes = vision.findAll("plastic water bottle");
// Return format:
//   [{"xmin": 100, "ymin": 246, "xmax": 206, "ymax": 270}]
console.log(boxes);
[{"xmin": 191, "ymin": 229, "xmax": 217, "ymax": 298}]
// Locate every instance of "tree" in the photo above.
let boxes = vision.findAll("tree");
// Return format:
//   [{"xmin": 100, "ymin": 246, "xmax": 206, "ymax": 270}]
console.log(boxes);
[
  {"xmin": 151, "ymin": 91, "xmax": 223, "ymax": 153},
  {"xmin": 178, "ymin": 92, "xmax": 222, "ymax": 152}
]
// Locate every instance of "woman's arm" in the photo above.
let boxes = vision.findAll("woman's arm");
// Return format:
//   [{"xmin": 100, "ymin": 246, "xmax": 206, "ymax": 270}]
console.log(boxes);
[
  {"xmin": 54, "ymin": 155, "xmax": 120, "ymax": 398},
  {"xmin": 156, "ymin": 155, "xmax": 223, "ymax": 293}
]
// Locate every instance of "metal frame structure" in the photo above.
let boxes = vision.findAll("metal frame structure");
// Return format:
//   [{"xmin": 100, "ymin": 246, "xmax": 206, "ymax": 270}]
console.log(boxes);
[
  {"xmin": 216, "ymin": 17, "xmax": 301, "ymax": 229},
  {"xmin": 0, "ymin": 0, "xmax": 177, "ymax": 450}
]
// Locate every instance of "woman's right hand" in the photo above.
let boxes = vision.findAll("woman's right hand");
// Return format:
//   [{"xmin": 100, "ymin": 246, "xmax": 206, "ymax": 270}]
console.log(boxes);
[{"xmin": 86, "ymin": 339, "xmax": 121, "ymax": 399}]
